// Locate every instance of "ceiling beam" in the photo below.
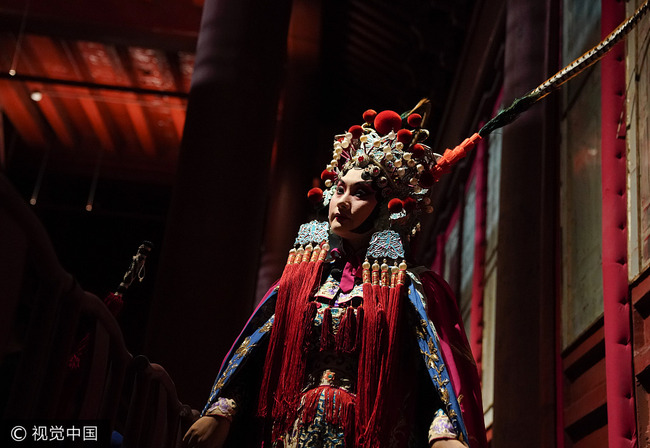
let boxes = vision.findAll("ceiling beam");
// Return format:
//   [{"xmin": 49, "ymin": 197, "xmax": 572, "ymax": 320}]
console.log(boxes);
[
  {"xmin": 124, "ymin": 97, "xmax": 158, "ymax": 158},
  {"xmin": 77, "ymin": 91, "xmax": 116, "ymax": 153},
  {"xmin": 25, "ymin": 82, "xmax": 77, "ymax": 148},
  {"xmin": 112, "ymin": 47, "xmax": 161, "ymax": 158},
  {"xmin": 0, "ymin": 80, "xmax": 51, "ymax": 148},
  {"xmin": 0, "ymin": 72, "xmax": 189, "ymax": 98},
  {"xmin": 0, "ymin": 0, "xmax": 201, "ymax": 52}
]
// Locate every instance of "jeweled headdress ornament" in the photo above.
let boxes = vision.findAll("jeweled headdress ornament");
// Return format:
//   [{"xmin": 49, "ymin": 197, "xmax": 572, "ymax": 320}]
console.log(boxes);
[{"xmin": 308, "ymin": 99, "xmax": 481, "ymax": 236}]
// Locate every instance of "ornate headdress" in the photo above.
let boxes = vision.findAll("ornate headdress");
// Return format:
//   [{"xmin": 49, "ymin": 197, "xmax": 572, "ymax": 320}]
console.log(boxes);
[{"xmin": 308, "ymin": 99, "xmax": 481, "ymax": 237}]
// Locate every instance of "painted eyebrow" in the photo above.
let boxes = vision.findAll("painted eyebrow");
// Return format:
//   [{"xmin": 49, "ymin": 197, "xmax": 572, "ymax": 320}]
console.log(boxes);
[
  {"xmin": 337, "ymin": 179, "xmax": 373, "ymax": 187},
  {"xmin": 340, "ymin": 181, "xmax": 375, "ymax": 194}
]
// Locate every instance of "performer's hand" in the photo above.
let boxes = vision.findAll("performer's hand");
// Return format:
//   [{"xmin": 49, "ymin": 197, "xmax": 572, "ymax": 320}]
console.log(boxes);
[
  {"xmin": 431, "ymin": 439, "xmax": 467, "ymax": 448},
  {"xmin": 182, "ymin": 415, "xmax": 230, "ymax": 448}
]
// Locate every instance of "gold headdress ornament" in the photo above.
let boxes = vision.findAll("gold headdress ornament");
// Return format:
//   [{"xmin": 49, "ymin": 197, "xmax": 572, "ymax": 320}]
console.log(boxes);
[{"xmin": 308, "ymin": 98, "xmax": 481, "ymax": 236}]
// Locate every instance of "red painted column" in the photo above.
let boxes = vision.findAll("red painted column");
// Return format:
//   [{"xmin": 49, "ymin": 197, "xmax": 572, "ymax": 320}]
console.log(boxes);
[
  {"xmin": 469, "ymin": 137, "xmax": 487, "ymax": 371},
  {"xmin": 493, "ymin": 1, "xmax": 558, "ymax": 446},
  {"xmin": 601, "ymin": 1, "xmax": 638, "ymax": 447},
  {"xmin": 146, "ymin": 0, "xmax": 293, "ymax": 408}
]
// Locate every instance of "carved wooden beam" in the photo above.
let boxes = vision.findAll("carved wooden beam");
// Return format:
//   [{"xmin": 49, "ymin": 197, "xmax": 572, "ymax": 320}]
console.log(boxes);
[{"xmin": 0, "ymin": 0, "xmax": 202, "ymax": 51}]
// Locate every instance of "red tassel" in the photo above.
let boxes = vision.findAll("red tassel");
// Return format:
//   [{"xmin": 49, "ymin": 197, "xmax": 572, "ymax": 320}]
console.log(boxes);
[
  {"xmin": 386, "ymin": 285, "xmax": 403, "ymax": 355},
  {"xmin": 68, "ymin": 354, "xmax": 80, "ymax": 370},
  {"xmin": 356, "ymin": 283, "xmax": 384, "ymax": 445},
  {"xmin": 320, "ymin": 307, "xmax": 334, "ymax": 351},
  {"xmin": 355, "ymin": 306, "xmax": 364, "ymax": 353},
  {"xmin": 302, "ymin": 302, "xmax": 319, "ymax": 353},
  {"xmin": 301, "ymin": 385, "xmax": 355, "ymax": 437},
  {"xmin": 379, "ymin": 284, "xmax": 390, "ymax": 309},
  {"xmin": 341, "ymin": 394, "xmax": 356, "ymax": 448},
  {"xmin": 275, "ymin": 297, "xmax": 315, "ymax": 415},
  {"xmin": 300, "ymin": 248, "xmax": 326, "ymax": 300},
  {"xmin": 301, "ymin": 387, "xmax": 322, "ymax": 425},
  {"xmin": 258, "ymin": 262, "xmax": 297, "ymax": 417},
  {"xmin": 303, "ymin": 302, "xmax": 319, "ymax": 353},
  {"xmin": 103, "ymin": 292, "xmax": 124, "ymax": 316},
  {"xmin": 263, "ymin": 252, "xmax": 326, "ymax": 440},
  {"xmin": 335, "ymin": 306, "xmax": 357, "ymax": 354},
  {"xmin": 67, "ymin": 333, "xmax": 90, "ymax": 371},
  {"xmin": 356, "ymin": 279, "xmax": 406, "ymax": 447}
]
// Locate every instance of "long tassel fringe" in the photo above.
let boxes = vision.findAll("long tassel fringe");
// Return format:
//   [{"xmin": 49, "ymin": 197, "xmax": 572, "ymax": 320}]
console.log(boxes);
[
  {"xmin": 260, "ymin": 246, "xmax": 409, "ymax": 447},
  {"xmin": 258, "ymin": 253, "xmax": 298, "ymax": 417},
  {"xmin": 302, "ymin": 386, "xmax": 356, "ymax": 446},
  {"xmin": 335, "ymin": 306, "xmax": 357, "ymax": 354},
  {"xmin": 356, "ymin": 259, "xmax": 407, "ymax": 447},
  {"xmin": 258, "ymin": 242, "xmax": 329, "ymax": 442},
  {"xmin": 321, "ymin": 307, "xmax": 334, "ymax": 351}
]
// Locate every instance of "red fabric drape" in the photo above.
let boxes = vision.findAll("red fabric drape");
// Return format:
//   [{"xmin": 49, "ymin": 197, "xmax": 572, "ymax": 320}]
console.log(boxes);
[
  {"xmin": 432, "ymin": 233, "xmax": 445, "ymax": 276},
  {"xmin": 469, "ymin": 129, "xmax": 487, "ymax": 373},
  {"xmin": 601, "ymin": 1, "xmax": 638, "ymax": 447},
  {"xmin": 421, "ymin": 271, "xmax": 488, "ymax": 448},
  {"xmin": 437, "ymin": 207, "xmax": 461, "ymax": 295}
]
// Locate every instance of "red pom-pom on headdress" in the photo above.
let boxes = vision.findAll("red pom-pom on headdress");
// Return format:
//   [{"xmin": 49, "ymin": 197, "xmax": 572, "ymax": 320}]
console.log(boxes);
[
  {"xmin": 321, "ymin": 170, "xmax": 337, "ymax": 182},
  {"xmin": 363, "ymin": 109, "xmax": 377, "ymax": 124},
  {"xmin": 403, "ymin": 197, "xmax": 417, "ymax": 213},
  {"xmin": 374, "ymin": 110, "xmax": 402, "ymax": 135},
  {"xmin": 396, "ymin": 129, "xmax": 412, "ymax": 144},
  {"xmin": 349, "ymin": 125, "xmax": 364, "ymax": 139},
  {"xmin": 307, "ymin": 188, "xmax": 323, "ymax": 204},
  {"xmin": 407, "ymin": 113, "xmax": 422, "ymax": 128},
  {"xmin": 411, "ymin": 144, "xmax": 425, "ymax": 159},
  {"xmin": 388, "ymin": 198, "xmax": 404, "ymax": 213}
]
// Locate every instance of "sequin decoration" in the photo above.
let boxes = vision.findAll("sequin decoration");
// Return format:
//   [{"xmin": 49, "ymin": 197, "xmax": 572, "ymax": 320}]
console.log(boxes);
[
  {"xmin": 365, "ymin": 229, "xmax": 405, "ymax": 260},
  {"xmin": 322, "ymin": 186, "xmax": 334, "ymax": 207},
  {"xmin": 295, "ymin": 220, "xmax": 330, "ymax": 246}
]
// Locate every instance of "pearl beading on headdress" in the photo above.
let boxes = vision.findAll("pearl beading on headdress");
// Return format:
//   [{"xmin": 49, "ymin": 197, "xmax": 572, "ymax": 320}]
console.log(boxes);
[
  {"xmin": 318, "ymin": 108, "xmax": 439, "ymax": 235},
  {"xmin": 308, "ymin": 102, "xmax": 482, "ymax": 237}
]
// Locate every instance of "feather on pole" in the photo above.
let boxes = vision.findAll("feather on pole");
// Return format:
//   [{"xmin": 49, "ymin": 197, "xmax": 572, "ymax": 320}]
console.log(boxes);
[
  {"xmin": 429, "ymin": 0, "xmax": 649, "ymax": 182},
  {"xmin": 478, "ymin": 0, "xmax": 649, "ymax": 137}
]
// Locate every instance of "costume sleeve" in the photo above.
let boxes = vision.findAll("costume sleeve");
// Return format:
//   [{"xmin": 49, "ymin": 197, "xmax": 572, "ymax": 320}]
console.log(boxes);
[
  {"xmin": 201, "ymin": 282, "xmax": 279, "ymax": 416},
  {"xmin": 428, "ymin": 408, "xmax": 459, "ymax": 443},
  {"xmin": 205, "ymin": 397, "xmax": 239, "ymax": 422},
  {"xmin": 419, "ymin": 270, "xmax": 487, "ymax": 448}
]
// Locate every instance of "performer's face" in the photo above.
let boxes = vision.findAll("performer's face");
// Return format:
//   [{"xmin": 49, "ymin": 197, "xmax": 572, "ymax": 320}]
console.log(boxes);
[{"xmin": 329, "ymin": 169, "xmax": 378, "ymax": 247}]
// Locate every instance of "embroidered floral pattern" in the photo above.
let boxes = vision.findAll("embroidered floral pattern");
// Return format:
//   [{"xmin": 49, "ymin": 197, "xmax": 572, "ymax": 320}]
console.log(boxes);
[
  {"xmin": 315, "ymin": 274, "xmax": 363, "ymax": 305},
  {"xmin": 316, "ymin": 277, "xmax": 340, "ymax": 300},
  {"xmin": 336, "ymin": 283, "xmax": 364, "ymax": 306},
  {"xmin": 277, "ymin": 389, "xmax": 348, "ymax": 448},
  {"xmin": 313, "ymin": 304, "xmax": 348, "ymax": 330},
  {"xmin": 428, "ymin": 409, "xmax": 458, "ymax": 443},
  {"xmin": 205, "ymin": 397, "xmax": 238, "ymax": 422},
  {"xmin": 295, "ymin": 220, "xmax": 330, "ymax": 246}
]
